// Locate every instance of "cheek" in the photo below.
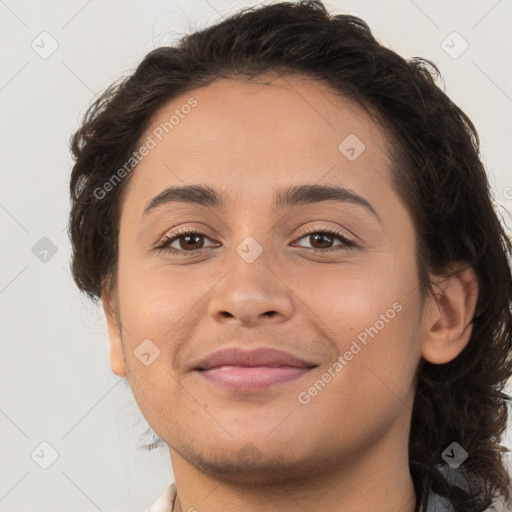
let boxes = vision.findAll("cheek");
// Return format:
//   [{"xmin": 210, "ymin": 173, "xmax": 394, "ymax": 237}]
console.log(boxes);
[
  {"xmin": 116, "ymin": 260, "xmax": 215, "ymax": 365},
  {"xmin": 294, "ymin": 275, "xmax": 422, "ymax": 444},
  {"xmin": 302, "ymin": 253, "xmax": 422, "ymax": 383},
  {"xmin": 295, "ymin": 250, "xmax": 415, "ymax": 326}
]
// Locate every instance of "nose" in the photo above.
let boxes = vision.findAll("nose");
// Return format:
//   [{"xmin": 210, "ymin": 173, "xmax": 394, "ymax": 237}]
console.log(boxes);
[{"xmin": 207, "ymin": 249, "xmax": 294, "ymax": 327}]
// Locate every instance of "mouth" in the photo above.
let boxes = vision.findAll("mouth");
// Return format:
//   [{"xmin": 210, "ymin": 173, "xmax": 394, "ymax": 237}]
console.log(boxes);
[
  {"xmin": 192, "ymin": 346, "xmax": 319, "ymax": 392},
  {"xmin": 195, "ymin": 364, "xmax": 317, "ymax": 392}
]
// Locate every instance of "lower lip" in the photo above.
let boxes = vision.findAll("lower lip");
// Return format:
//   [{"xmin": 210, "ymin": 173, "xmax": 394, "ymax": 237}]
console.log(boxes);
[{"xmin": 196, "ymin": 365, "xmax": 315, "ymax": 392}]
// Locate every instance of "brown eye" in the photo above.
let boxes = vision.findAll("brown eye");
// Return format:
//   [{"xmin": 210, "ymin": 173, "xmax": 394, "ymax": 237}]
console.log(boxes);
[
  {"xmin": 307, "ymin": 232, "xmax": 335, "ymax": 249},
  {"xmin": 156, "ymin": 230, "xmax": 219, "ymax": 255},
  {"xmin": 294, "ymin": 228, "xmax": 356, "ymax": 252},
  {"xmin": 176, "ymin": 233, "xmax": 205, "ymax": 250}
]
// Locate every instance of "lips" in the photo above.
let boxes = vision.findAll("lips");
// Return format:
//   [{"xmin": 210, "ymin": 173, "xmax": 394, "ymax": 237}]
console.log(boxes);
[
  {"xmin": 192, "ymin": 346, "xmax": 318, "ymax": 392},
  {"xmin": 193, "ymin": 346, "xmax": 317, "ymax": 371}
]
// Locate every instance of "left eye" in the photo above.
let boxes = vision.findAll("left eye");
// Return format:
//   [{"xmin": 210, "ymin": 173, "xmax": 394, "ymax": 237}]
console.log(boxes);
[{"xmin": 293, "ymin": 230, "xmax": 355, "ymax": 251}]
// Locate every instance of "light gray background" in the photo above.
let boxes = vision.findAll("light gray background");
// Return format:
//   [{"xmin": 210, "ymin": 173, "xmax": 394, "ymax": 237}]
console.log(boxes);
[{"xmin": 1, "ymin": 1, "xmax": 511, "ymax": 511}]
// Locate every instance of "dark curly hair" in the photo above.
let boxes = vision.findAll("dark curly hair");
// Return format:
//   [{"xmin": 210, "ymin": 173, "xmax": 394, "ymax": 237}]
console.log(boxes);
[{"xmin": 68, "ymin": 1, "xmax": 512, "ymax": 510}]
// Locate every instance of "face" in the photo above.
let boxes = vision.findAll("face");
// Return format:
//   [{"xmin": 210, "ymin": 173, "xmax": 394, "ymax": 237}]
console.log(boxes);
[{"xmin": 104, "ymin": 74, "xmax": 428, "ymax": 483}]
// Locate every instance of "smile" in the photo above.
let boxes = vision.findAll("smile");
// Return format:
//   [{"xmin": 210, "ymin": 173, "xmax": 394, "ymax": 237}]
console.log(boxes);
[{"xmin": 195, "ymin": 365, "xmax": 316, "ymax": 392}]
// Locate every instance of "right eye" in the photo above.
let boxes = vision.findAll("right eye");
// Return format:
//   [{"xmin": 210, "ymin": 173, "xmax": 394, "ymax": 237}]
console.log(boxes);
[{"xmin": 155, "ymin": 230, "xmax": 219, "ymax": 255}]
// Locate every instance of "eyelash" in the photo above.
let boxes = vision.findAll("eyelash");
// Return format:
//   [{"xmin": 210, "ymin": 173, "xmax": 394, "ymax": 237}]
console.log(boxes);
[{"xmin": 155, "ymin": 226, "xmax": 357, "ymax": 256}]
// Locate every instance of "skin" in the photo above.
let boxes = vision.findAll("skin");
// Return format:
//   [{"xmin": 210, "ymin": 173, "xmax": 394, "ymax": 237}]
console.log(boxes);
[{"xmin": 102, "ymin": 74, "xmax": 478, "ymax": 512}]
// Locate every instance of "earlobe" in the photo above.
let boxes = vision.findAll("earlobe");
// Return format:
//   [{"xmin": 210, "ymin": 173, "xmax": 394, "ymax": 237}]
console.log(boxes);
[
  {"xmin": 421, "ymin": 265, "xmax": 479, "ymax": 365},
  {"xmin": 109, "ymin": 337, "xmax": 126, "ymax": 378},
  {"xmin": 101, "ymin": 287, "xmax": 126, "ymax": 378}
]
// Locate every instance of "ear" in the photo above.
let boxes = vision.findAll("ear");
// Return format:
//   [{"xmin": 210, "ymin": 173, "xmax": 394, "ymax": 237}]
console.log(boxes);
[
  {"xmin": 101, "ymin": 285, "xmax": 126, "ymax": 377},
  {"xmin": 421, "ymin": 264, "xmax": 479, "ymax": 365}
]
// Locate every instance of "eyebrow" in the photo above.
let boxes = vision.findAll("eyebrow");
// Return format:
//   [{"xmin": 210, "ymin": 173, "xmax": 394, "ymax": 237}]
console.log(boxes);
[{"xmin": 142, "ymin": 184, "xmax": 381, "ymax": 223}]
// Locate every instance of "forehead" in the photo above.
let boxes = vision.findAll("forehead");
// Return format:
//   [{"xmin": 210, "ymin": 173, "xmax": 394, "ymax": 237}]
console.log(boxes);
[{"xmin": 122, "ymin": 74, "xmax": 393, "ymax": 213}]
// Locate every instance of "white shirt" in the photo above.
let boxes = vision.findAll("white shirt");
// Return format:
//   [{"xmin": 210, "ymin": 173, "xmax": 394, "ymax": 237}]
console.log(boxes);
[{"xmin": 145, "ymin": 483, "xmax": 177, "ymax": 512}]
